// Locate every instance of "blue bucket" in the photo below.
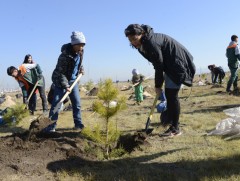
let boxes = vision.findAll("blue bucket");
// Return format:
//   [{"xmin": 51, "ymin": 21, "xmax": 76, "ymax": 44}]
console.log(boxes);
[{"xmin": 0, "ymin": 116, "xmax": 4, "ymax": 125}]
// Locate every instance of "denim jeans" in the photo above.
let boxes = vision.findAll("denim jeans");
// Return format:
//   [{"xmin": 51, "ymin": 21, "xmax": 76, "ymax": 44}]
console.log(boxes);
[
  {"xmin": 28, "ymin": 93, "xmax": 37, "ymax": 112},
  {"xmin": 48, "ymin": 82, "xmax": 83, "ymax": 129}
]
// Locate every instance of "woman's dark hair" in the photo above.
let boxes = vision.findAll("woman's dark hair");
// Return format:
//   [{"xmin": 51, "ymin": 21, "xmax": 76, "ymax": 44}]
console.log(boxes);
[
  {"xmin": 231, "ymin": 35, "xmax": 238, "ymax": 41},
  {"xmin": 124, "ymin": 24, "xmax": 144, "ymax": 37},
  {"xmin": 23, "ymin": 54, "xmax": 32, "ymax": 63}
]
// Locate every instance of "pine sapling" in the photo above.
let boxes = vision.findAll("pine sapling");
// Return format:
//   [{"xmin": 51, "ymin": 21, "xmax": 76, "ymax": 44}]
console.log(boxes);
[{"xmin": 92, "ymin": 79, "xmax": 126, "ymax": 158}]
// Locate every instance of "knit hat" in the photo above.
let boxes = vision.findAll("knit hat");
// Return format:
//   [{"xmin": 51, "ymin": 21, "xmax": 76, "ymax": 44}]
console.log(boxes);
[
  {"xmin": 71, "ymin": 31, "xmax": 86, "ymax": 45},
  {"xmin": 132, "ymin": 69, "xmax": 139, "ymax": 75}
]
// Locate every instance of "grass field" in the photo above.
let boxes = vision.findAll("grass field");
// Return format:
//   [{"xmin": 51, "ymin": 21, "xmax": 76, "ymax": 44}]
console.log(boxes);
[{"xmin": 1, "ymin": 77, "xmax": 240, "ymax": 181}]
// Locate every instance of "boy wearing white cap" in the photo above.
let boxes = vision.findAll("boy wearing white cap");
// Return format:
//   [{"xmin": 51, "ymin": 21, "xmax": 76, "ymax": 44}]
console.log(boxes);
[{"xmin": 132, "ymin": 69, "xmax": 144, "ymax": 105}]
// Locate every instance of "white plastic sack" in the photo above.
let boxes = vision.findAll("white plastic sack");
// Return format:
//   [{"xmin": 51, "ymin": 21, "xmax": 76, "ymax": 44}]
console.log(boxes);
[
  {"xmin": 198, "ymin": 81, "xmax": 205, "ymax": 86},
  {"xmin": 208, "ymin": 107, "xmax": 240, "ymax": 139},
  {"xmin": 207, "ymin": 118, "xmax": 240, "ymax": 136},
  {"xmin": 223, "ymin": 107, "xmax": 240, "ymax": 117}
]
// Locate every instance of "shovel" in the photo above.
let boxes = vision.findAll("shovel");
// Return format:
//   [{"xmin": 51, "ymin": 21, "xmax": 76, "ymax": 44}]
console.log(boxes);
[
  {"xmin": 25, "ymin": 80, "xmax": 39, "ymax": 110},
  {"xmin": 144, "ymin": 93, "xmax": 160, "ymax": 134},
  {"xmin": 51, "ymin": 73, "xmax": 83, "ymax": 116},
  {"xmin": 134, "ymin": 93, "xmax": 160, "ymax": 142},
  {"xmin": 26, "ymin": 73, "xmax": 83, "ymax": 140},
  {"xmin": 132, "ymin": 74, "xmax": 153, "ymax": 87}
]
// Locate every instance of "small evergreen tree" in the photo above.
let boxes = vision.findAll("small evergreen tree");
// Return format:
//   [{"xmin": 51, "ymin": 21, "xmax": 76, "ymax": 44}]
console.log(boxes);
[
  {"xmin": 3, "ymin": 104, "xmax": 29, "ymax": 126},
  {"xmin": 92, "ymin": 79, "xmax": 127, "ymax": 158}
]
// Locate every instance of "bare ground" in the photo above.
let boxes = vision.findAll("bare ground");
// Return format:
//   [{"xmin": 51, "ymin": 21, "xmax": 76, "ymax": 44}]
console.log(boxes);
[{"xmin": 0, "ymin": 130, "xmax": 98, "ymax": 180}]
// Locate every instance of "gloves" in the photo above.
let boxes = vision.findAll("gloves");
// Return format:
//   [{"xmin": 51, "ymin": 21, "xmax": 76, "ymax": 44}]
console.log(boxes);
[
  {"xmin": 23, "ymin": 97, "xmax": 28, "ymax": 104},
  {"xmin": 79, "ymin": 66, "xmax": 84, "ymax": 75},
  {"xmin": 37, "ymin": 74, "xmax": 43, "ymax": 81}
]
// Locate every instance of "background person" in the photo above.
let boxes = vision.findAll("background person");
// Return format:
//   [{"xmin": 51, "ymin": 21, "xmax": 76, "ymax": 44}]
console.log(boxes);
[
  {"xmin": 208, "ymin": 64, "xmax": 225, "ymax": 84},
  {"xmin": 7, "ymin": 65, "xmax": 37, "ymax": 114},
  {"xmin": 208, "ymin": 64, "xmax": 216, "ymax": 83},
  {"xmin": 22, "ymin": 54, "xmax": 48, "ymax": 114},
  {"xmin": 131, "ymin": 68, "xmax": 144, "ymax": 105},
  {"xmin": 226, "ymin": 35, "xmax": 240, "ymax": 92}
]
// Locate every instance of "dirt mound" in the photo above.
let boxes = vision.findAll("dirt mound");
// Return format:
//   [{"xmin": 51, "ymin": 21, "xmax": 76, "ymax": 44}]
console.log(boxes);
[
  {"xmin": 1, "ymin": 95, "xmax": 16, "ymax": 107},
  {"xmin": 0, "ymin": 129, "xmax": 151, "ymax": 180},
  {"xmin": 117, "ymin": 133, "xmax": 151, "ymax": 153},
  {"xmin": 0, "ymin": 131, "xmax": 100, "ymax": 180},
  {"xmin": 120, "ymin": 85, "xmax": 132, "ymax": 91},
  {"xmin": 0, "ymin": 112, "xmax": 153, "ymax": 180},
  {"xmin": 143, "ymin": 91, "xmax": 153, "ymax": 98},
  {"xmin": 143, "ymin": 85, "xmax": 155, "ymax": 94}
]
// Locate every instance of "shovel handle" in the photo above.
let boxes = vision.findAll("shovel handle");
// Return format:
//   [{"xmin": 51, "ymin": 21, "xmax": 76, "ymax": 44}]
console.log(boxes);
[
  {"xmin": 145, "ymin": 92, "xmax": 161, "ymax": 131},
  {"xmin": 132, "ymin": 74, "xmax": 153, "ymax": 87},
  {"xmin": 25, "ymin": 80, "xmax": 39, "ymax": 110},
  {"xmin": 27, "ymin": 80, "xmax": 39, "ymax": 103},
  {"xmin": 52, "ymin": 73, "xmax": 83, "ymax": 115},
  {"xmin": 148, "ymin": 93, "xmax": 160, "ymax": 117}
]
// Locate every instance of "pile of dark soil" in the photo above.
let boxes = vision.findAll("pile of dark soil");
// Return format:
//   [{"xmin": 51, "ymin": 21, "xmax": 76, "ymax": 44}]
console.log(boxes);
[
  {"xmin": 0, "ymin": 123, "xmax": 151, "ymax": 180},
  {"xmin": 0, "ymin": 130, "xmax": 100, "ymax": 180},
  {"xmin": 117, "ymin": 132, "xmax": 151, "ymax": 153}
]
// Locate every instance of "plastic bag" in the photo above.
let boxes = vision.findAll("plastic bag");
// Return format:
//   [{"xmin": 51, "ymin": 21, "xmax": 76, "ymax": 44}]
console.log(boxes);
[{"xmin": 207, "ymin": 107, "xmax": 240, "ymax": 140}]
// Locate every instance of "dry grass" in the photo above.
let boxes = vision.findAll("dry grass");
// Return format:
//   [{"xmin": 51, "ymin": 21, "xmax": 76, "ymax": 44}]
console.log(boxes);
[{"xmin": 1, "ymin": 78, "xmax": 240, "ymax": 180}]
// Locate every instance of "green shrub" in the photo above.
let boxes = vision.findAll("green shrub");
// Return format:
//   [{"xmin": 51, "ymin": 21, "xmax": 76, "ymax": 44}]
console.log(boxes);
[{"xmin": 3, "ymin": 104, "xmax": 29, "ymax": 125}]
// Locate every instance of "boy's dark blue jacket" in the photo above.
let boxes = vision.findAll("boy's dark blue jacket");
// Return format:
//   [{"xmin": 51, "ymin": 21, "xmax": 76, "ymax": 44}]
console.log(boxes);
[{"xmin": 51, "ymin": 43, "xmax": 83, "ymax": 88}]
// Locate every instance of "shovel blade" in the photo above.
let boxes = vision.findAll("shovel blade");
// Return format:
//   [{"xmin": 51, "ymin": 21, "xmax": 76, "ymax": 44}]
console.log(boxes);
[
  {"xmin": 134, "ymin": 128, "xmax": 154, "ymax": 142},
  {"xmin": 141, "ymin": 128, "xmax": 154, "ymax": 135},
  {"xmin": 29, "ymin": 115, "xmax": 56, "ymax": 132}
]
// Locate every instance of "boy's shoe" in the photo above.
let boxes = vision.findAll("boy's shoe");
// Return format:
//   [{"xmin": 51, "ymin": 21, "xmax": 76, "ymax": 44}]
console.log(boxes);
[
  {"xmin": 73, "ymin": 124, "xmax": 85, "ymax": 132},
  {"xmin": 42, "ymin": 127, "xmax": 55, "ymax": 133},
  {"xmin": 42, "ymin": 123, "xmax": 56, "ymax": 133},
  {"xmin": 48, "ymin": 128, "xmax": 56, "ymax": 132}
]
